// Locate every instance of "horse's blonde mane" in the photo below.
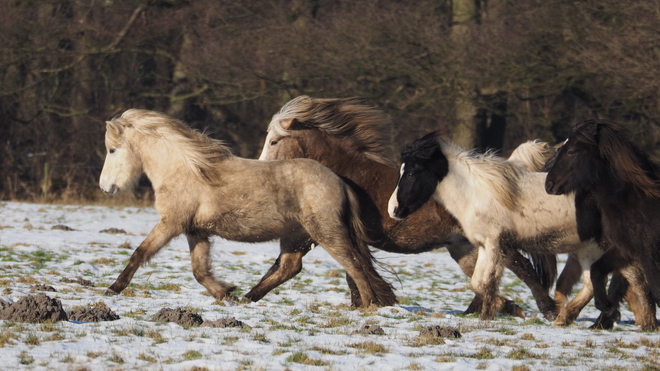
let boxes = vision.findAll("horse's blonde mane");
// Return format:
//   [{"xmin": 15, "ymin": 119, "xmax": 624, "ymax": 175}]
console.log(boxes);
[
  {"xmin": 111, "ymin": 109, "xmax": 231, "ymax": 183},
  {"xmin": 440, "ymin": 140, "xmax": 525, "ymax": 210},
  {"xmin": 508, "ymin": 139, "xmax": 557, "ymax": 172},
  {"xmin": 269, "ymin": 95, "xmax": 396, "ymax": 166}
]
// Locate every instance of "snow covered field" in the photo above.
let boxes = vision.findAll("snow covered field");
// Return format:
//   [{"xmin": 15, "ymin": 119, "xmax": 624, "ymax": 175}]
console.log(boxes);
[{"xmin": 0, "ymin": 201, "xmax": 657, "ymax": 370}]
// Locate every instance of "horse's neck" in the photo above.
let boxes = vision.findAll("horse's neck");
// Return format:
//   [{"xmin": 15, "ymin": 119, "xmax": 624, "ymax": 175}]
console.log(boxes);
[
  {"xmin": 139, "ymin": 138, "xmax": 198, "ymax": 193},
  {"xmin": 433, "ymin": 159, "xmax": 475, "ymax": 222},
  {"xmin": 313, "ymin": 148, "xmax": 399, "ymax": 209}
]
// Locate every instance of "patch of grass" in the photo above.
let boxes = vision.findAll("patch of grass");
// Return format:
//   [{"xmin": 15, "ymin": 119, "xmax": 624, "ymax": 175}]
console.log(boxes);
[
  {"xmin": 17, "ymin": 276, "xmax": 39, "ymax": 284},
  {"xmin": 469, "ymin": 348, "xmax": 495, "ymax": 360},
  {"xmin": 222, "ymin": 336, "xmax": 239, "ymax": 345},
  {"xmin": 61, "ymin": 354, "xmax": 74, "ymax": 363},
  {"xmin": 310, "ymin": 346, "xmax": 347, "ymax": 355},
  {"xmin": 154, "ymin": 283, "xmax": 181, "ymax": 291},
  {"xmin": 507, "ymin": 347, "xmax": 541, "ymax": 360},
  {"xmin": 252, "ymin": 332, "xmax": 269, "ymax": 343},
  {"xmin": 182, "ymin": 350, "xmax": 203, "ymax": 360},
  {"xmin": 520, "ymin": 333, "xmax": 535, "ymax": 341},
  {"xmin": 349, "ymin": 341, "xmax": 388, "ymax": 354},
  {"xmin": 44, "ymin": 332, "xmax": 65, "ymax": 341},
  {"xmin": 319, "ymin": 316, "xmax": 352, "ymax": 328},
  {"xmin": 286, "ymin": 352, "xmax": 328, "ymax": 366},
  {"xmin": 408, "ymin": 335, "xmax": 446, "ymax": 347},
  {"xmin": 138, "ymin": 353, "xmax": 157, "ymax": 363},
  {"xmin": 24, "ymin": 334, "xmax": 40, "ymax": 345},
  {"xmin": 90, "ymin": 258, "xmax": 115, "ymax": 265},
  {"xmin": 146, "ymin": 330, "xmax": 166, "ymax": 344},
  {"xmin": 18, "ymin": 351, "xmax": 34, "ymax": 365},
  {"xmin": 639, "ymin": 337, "xmax": 660, "ymax": 348},
  {"xmin": 0, "ymin": 331, "xmax": 17, "ymax": 347},
  {"xmin": 87, "ymin": 351, "xmax": 103, "ymax": 358},
  {"xmin": 109, "ymin": 354, "xmax": 124, "ymax": 364}
]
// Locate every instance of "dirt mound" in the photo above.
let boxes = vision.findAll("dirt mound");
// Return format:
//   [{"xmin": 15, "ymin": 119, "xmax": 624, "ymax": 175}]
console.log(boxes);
[
  {"xmin": 151, "ymin": 308, "xmax": 203, "ymax": 328},
  {"xmin": 201, "ymin": 317, "xmax": 245, "ymax": 328},
  {"xmin": 61, "ymin": 277, "xmax": 95, "ymax": 287},
  {"xmin": 356, "ymin": 325, "xmax": 385, "ymax": 335},
  {"xmin": 30, "ymin": 285, "xmax": 57, "ymax": 293},
  {"xmin": 68, "ymin": 305, "xmax": 120, "ymax": 322},
  {"xmin": 419, "ymin": 325, "xmax": 461, "ymax": 339},
  {"xmin": 99, "ymin": 228, "xmax": 127, "ymax": 234},
  {"xmin": 0, "ymin": 298, "xmax": 10, "ymax": 311},
  {"xmin": 0, "ymin": 293, "xmax": 68, "ymax": 323}
]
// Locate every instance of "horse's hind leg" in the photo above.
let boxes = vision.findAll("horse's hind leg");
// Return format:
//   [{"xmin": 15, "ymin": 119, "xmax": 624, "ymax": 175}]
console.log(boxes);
[
  {"xmin": 591, "ymin": 271, "xmax": 627, "ymax": 329},
  {"xmin": 448, "ymin": 240, "xmax": 524, "ymax": 318},
  {"xmin": 187, "ymin": 234, "xmax": 236, "ymax": 300},
  {"xmin": 106, "ymin": 221, "xmax": 180, "ymax": 296},
  {"xmin": 244, "ymin": 225, "xmax": 311, "ymax": 302},
  {"xmin": 313, "ymin": 231, "xmax": 395, "ymax": 307},
  {"xmin": 502, "ymin": 248, "xmax": 557, "ymax": 320},
  {"xmin": 619, "ymin": 262, "xmax": 657, "ymax": 331},
  {"xmin": 555, "ymin": 269, "xmax": 593, "ymax": 327},
  {"xmin": 554, "ymin": 254, "xmax": 582, "ymax": 310}
]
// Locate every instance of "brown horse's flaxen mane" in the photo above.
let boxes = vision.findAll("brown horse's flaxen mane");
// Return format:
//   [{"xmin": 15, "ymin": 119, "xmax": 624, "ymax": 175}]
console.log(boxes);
[
  {"xmin": 269, "ymin": 95, "xmax": 396, "ymax": 166},
  {"xmin": 111, "ymin": 109, "xmax": 232, "ymax": 183},
  {"xmin": 576, "ymin": 120, "xmax": 660, "ymax": 198}
]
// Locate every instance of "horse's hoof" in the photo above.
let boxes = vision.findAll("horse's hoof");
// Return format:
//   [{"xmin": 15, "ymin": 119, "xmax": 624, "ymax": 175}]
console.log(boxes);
[
  {"xmin": 104, "ymin": 289, "xmax": 119, "ymax": 296},
  {"xmin": 513, "ymin": 306, "xmax": 526, "ymax": 319},
  {"xmin": 542, "ymin": 311, "xmax": 558, "ymax": 321},
  {"xmin": 609, "ymin": 309, "xmax": 621, "ymax": 323}
]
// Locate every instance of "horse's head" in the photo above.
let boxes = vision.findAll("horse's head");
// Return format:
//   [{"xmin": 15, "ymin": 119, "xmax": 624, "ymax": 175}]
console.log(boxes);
[
  {"xmin": 388, "ymin": 132, "xmax": 449, "ymax": 220},
  {"xmin": 99, "ymin": 114, "xmax": 143, "ymax": 196},
  {"xmin": 259, "ymin": 118, "xmax": 310, "ymax": 161},
  {"xmin": 545, "ymin": 120, "xmax": 603, "ymax": 195}
]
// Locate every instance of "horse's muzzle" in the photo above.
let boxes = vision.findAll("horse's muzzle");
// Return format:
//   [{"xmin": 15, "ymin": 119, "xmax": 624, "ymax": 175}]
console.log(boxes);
[
  {"xmin": 101, "ymin": 184, "xmax": 119, "ymax": 196},
  {"xmin": 545, "ymin": 180, "xmax": 563, "ymax": 195}
]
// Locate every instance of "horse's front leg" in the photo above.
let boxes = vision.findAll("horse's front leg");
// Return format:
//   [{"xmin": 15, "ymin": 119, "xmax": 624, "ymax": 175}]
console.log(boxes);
[
  {"xmin": 187, "ymin": 234, "xmax": 237, "ymax": 300},
  {"xmin": 555, "ymin": 269, "xmax": 593, "ymax": 327},
  {"xmin": 471, "ymin": 238, "xmax": 505, "ymax": 320},
  {"xmin": 106, "ymin": 220, "xmax": 181, "ymax": 296},
  {"xmin": 244, "ymin": 225, "xmax": 312, "ymax": 302}
]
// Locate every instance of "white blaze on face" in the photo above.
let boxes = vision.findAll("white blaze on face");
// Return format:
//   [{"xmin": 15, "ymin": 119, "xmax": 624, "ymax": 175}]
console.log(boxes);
[
  {"xmin": 99, "ymin": 146, "xmax": 122, "ymax": 195},
  {"xmin": 387, "ymin": 163, "xmax": 405, "ymax": 219},
  {"xmin": 258, "ymin": 130, "xmax": 275, "ymax": 161}
]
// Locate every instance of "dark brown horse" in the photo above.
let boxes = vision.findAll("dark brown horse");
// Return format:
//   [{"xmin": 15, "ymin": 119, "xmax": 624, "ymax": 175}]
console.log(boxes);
[
  {"xmin": 257, "ymin": 95, "xmax": 559, "ymax": 320},
  {"xmin": 546, "ymin": 119, "xmax": 660, "ymax": 329}
]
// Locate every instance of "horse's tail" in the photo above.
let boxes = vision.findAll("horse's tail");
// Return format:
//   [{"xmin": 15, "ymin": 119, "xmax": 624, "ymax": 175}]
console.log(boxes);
[
  {"xmin": 343, "ymin": 185, "xmax": 397, "ymax": 307},
  {"xmin": 529, "ymin": 253, "xmax": 558, "ymax": 291}
]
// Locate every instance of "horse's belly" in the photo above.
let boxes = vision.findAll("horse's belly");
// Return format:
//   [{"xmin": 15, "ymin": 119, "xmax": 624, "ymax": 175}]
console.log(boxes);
[
  {"xmin": 196, "ymin": 211, "xmax": 286, "ymax": 243},
  {"xmin": 498, "ymin": 228, "xmax": 582, "ymax": 254}
]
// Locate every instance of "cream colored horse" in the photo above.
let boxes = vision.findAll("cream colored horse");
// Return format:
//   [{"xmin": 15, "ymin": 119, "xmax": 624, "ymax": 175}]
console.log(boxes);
[{"xmin": 99, "ymin": 109, "xmax": 396, "ymax": 307}]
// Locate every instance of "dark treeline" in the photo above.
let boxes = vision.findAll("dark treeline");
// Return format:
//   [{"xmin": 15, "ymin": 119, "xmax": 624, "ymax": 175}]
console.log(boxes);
[{"xmin": 2, "ymin": 0, "xmax": 660, "ymax": 201}]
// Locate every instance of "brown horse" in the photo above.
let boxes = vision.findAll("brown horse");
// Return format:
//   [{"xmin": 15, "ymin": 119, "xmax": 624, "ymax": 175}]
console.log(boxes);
[
  {"xmin": 99, "ymin": 109, "xmax": 396, "ymax": 307},
  {"xmin": 258, "ymin": 95, "xmax": 559, "ymax": 320}
]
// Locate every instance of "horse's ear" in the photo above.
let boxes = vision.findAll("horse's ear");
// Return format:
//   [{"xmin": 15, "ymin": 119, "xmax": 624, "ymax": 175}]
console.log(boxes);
[
  {"xmin": 414, "ymin": 142, "xmax": 439, "ymax": 161},
  {"xmin": 281, "ymin": 118, "xmax": 305, "ymax": 131}
]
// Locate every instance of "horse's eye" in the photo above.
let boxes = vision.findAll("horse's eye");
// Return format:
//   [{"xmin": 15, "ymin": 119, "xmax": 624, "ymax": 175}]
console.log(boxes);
[
  {"xmin": 109, "ymin": 149, "xmax": 116, "ymax": 154},
  {"xmin": 566, "ymin": 149, "xmax": 575, "ymax": 155},
  {"xmin": 270, "ymin": 141, "xmax": 278, "ymax": 146}
]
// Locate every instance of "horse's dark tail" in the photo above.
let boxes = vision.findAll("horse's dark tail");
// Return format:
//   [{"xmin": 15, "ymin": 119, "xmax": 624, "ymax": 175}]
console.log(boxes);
[
  {"xmin": 529, "ymin": 253, "xmax": 558, "ymax": 291},
  {"xmin": 344, "ymin": 186, "xmax": 397, "ymax": 307}
]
